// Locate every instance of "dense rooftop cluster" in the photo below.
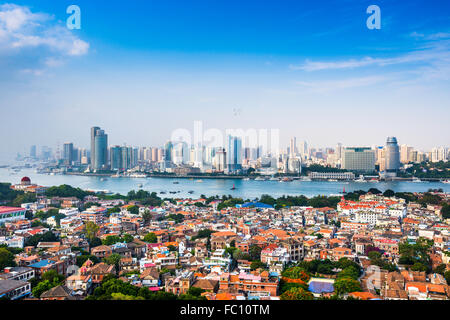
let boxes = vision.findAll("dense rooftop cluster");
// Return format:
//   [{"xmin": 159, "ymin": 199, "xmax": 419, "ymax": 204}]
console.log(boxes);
[{"xmin": 0, "ymin": 182, "xmax": 450, "ymax": 300}]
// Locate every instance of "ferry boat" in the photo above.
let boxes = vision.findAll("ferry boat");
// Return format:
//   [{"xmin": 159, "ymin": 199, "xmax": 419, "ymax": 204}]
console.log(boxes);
[
  {"xmin": 442, "ymin": 180, "xmax": 450, "ymax": 184},
  {"xmin": 129, "ymin": 173, "xmax": 147, "ymax": 178}
]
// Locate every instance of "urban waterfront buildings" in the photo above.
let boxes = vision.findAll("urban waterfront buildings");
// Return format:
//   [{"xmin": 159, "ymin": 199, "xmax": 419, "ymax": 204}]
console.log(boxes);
[
  {"xmin": 63, "ymin": 142, "xmax": 74, "ymax": 166},
  {"xmin": 341, "ymin": 147, "xmax": 376, "ymax": 173},
  {"xmin": 227, "ymin": 136, "xmax": 242, "ymax": 174},
  {"xmin": 25, "ymin": 129, "xmax": 448, "ymax": 179},
  {"xmin": 90, "ymin": 127, "xmax": 108, "ymax": 171},
  {"xmin": 385, "ymin": 137, "xmax": 400, "ymax": 178}
]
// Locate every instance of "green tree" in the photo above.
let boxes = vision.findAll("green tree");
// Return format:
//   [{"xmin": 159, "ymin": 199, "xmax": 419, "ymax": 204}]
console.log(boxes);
[
  {"xmin": 441, "ymin": 203, "xmax": 450, "ymax": 219},
  {"xmin": 32, "ymin": 280, "xmax": 53, "ymax": 298},
  {"xmin": 122, "ymin": 234, "xmax": 133, "ymax": 243},
  {"xmin": 128, "ymin": 205, "xmax": 139, "ymax": 215},
  {"xmin": 0, "ymin": 248, "xmax": 16, "ymax": 269},
  {"xmin": 250, "ymin": 261, "xmax": 267, "ymax": 270},
  {"xmin": 84, "ymin": 221, "xmax": 99, "ymax": 242},
  {"xmin": 248, "ymin": 245, "xmax": 262, "ymax": 261},
  {"xmin": 41, "ymin": 270, "xmax": 64, "ymax": 284},
  {"xmin": 143, "ymin": 232, "xmax": 157, "ymax": 243},
  {"xmin": 280, "ymin": 287, "xmax": 314, "ymax": 300},
  {"xmin": 444, "ymin": 271, "xmax": 450, "ymax": 285},
  {"xmin": 104, "ymin": 253, "xmax": 121, "ymax": 270},
  {"xmin": 103, "ymin": 235, "xmax": 122, "ymax": 246},
  {"xmin": 334, "ymin": 277, "xmax": 361, "ymax": 295}
]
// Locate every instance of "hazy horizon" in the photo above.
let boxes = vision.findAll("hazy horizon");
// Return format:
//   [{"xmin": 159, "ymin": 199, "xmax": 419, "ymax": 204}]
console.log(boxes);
[{"xmin": 1, "ymin": 0, "xmax": 449, "ymax": 161}]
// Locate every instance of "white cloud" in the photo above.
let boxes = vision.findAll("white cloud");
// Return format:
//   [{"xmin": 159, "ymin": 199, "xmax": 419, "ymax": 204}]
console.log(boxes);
[
  {"xmin": 0, "ymin": 3, "xmax": 89, "ymax": 74},
  {"xmin": 296, "ymin": 76, "xmax": 387, "ymax": 93},
  {"xmin": 289, "ymin": 51, "xmax": 447, "ymax": 72},
  {"xmin": 0, "ymin": 3, "xmax": 49, "ymax": 31}
]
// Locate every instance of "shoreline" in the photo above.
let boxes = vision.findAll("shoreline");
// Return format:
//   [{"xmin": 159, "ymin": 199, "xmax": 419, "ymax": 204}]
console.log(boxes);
[{"xmin": 62, "ymin": 172, "xmax": 447, "ymax": 182}]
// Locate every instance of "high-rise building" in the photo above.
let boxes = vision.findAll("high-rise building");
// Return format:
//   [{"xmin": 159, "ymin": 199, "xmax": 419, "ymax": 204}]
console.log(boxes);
[
  {"xmin": 400, "ymin": 144, "xmax": 413, "ymax": 164},
  {"xmin": 385, "ymin": 137, "xmax": 400, "ymax": 177},
  {"xmin": 164, "ymin": 141, "xmax": 173, "ymax": 162},
  {"xmin": 227, "ymin": 136, "xmax": 242, "ymax": 173},
  {"xmin": 342, "ymin": 147, "xmax": 376, "ymax": 173},
  {"xmin": 214, "ymin": 148, "xmax": 226, "ymax": 172},
  {"xmin": 336, "ymin": 143, "xmax": 343, "ymax": 161},
  {"xmin": 29, "ymin": 145, "xmax": 36, "ymax": 158},
  {"xmin": 289, "ymin": 137, "xmax": 297, "ymax": 156},
  {"xmin": 90, "ymin": 126, "xmax": 100, "ymax": 169},
  {"xmin": 63, "ymin": 142, "xmax": 74, "ymax": 166},
  {"xmin": 299, "ymin": 140, "xmax": 308, "ymax": 160},
  {"xmin": 110, "ymin": 146, "xmax": 122, "ymax": 170},
  {"xmin": 40, "ymin": 146, "xmax": 52, "ymax": 160},
  {"xmin": 92, "ymin": 128, "xmax": 108, "ymax": 171},
  {"xmin": 431, "ymin": 147, "xmax": 448, "ymax": 162},
  {"xmin": 151, "ymin": 147, "xmax": 158, "ymax": 162}
]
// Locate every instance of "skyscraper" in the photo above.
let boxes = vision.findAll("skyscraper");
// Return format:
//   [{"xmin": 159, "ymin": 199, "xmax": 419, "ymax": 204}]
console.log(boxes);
[
  {"xmin": 215, "ymin": 147, "xmax": 226, "ymax": 172},
  {"xmin": 91, "ymin": 127, "xmax": 108, "ymax": 171},
  {"xmin": 29, "ymin": 145, "xmax": 36, "ymax": 158},
  {"xmin": 110, "ymin": 146, "xmax": 122, "ymax": 171},
  {"xmin": 164, "ymin": 141, "xmax": 173, "ymax": 162},
  {"xmin": 227, "ymin": 136, "xmax": 242, "ymax": 173},
  {"xmin": 289, "ymin": 137, "xmax": 297, "ymax": 156},
  {"xmin": 90, "ymin": 126, "xmax": 100, "ymax": 169},
  {"xmin": 385, "ymin": 137, "xmax": 400, "ymax": 177},
  {"xmin": 63, "ymin": 142, "xmax": 74, "ymax": 166}
]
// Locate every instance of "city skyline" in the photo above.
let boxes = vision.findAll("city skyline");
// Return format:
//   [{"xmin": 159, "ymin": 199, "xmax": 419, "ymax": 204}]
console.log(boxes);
[{"xmin": 1, "ymin": 0, "xmax": 450, "ymax": 160}]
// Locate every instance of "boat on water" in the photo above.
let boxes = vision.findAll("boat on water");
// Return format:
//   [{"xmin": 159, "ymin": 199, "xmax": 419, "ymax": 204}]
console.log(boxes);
[
  {"xmin": 188, "ymin": 190, "xmax": 194, "ymax": 194},
  {"xmin": 442, "ymin": 180, "xmax": 450, "ymax": 184},
  {"xmin": 280, "ymin": 177, "xmax": 293, "ymax": 182},
  {"xmin": 254, "ymin": 176, "xmax": 267, "ymax": 181},
  {"xmin": 230, "ymin": 184, "xmax": 236, "ymax": 190},
  {"xmin": 138, "ymin": 183, "xmax": 143, "ymax": 188},
  {"xmin": 412, "ymin": 177, "xmax": 422, "ymax": 183},
  {"xmin": 129, "ymin": 173, "xmax": 147, "ymax": 178},
  {"xmin": 301, "ymin": 177, "xmax": 312, "ymax": 182},
  {"xmin": 196, "ymin": 179, "xmax": 203, "ymax": 182},
  {"xmin": 328, "ymin": 179, "xmax": 338, "ymax": 182},
  {"xmin": 173, "ymin": 181, "xmax": 180, "ymax": 184},
  {"xmin": 100, "ymin": 178, "xmax": 107, "ymax": 181},
  {"xmin": 243, "ymin": 177, "xmax": 250, "ymax": 181},
  {"xmin": 269, "ymin": 177, "xmax": 279, "ymax": 181}
]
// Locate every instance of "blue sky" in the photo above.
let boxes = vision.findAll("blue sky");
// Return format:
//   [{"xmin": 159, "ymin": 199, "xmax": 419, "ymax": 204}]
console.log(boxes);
[{"xmin": 0, "ymin": 0, "xmax": 449, "ymax": 159}]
